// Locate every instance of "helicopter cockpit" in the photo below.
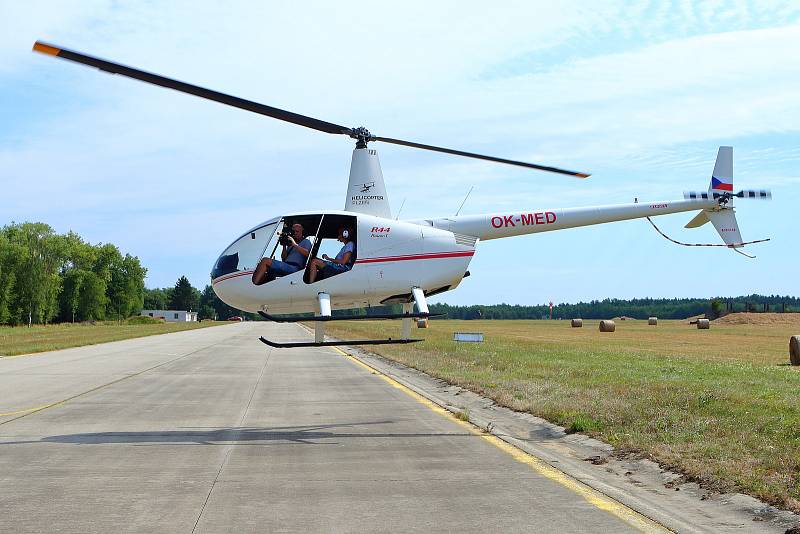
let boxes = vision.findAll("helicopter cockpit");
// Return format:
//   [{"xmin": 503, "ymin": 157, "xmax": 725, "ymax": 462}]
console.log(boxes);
[{"xmin": 210, "ymin": 213, "xmax": 357, "ymax": 285}]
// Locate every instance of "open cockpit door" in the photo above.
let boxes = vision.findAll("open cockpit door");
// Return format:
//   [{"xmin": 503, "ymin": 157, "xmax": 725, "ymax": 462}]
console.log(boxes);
[
  {"xmin": 303, "ymin": 214, "xmax": 358, "ymax": 283},
  {"xmin": 255, "ymin": 214, "xmax": 324, "ymax": 285}
]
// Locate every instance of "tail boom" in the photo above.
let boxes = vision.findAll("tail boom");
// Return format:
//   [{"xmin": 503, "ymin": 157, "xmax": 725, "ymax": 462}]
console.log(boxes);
[{"xmin": 425, "ymin": 198, "xmax": 718, "ymax": 241}]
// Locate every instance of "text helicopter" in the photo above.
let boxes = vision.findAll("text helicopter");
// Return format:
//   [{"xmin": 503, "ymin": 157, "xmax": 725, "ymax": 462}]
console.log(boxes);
[{"xmin": 34, "ymin": 41, "xmax": 771, "ymax": 348}]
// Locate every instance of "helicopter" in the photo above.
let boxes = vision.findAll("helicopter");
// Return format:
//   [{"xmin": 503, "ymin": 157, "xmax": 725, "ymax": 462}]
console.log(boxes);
[{"xmin": 33, "ymin": 41, "xmax": 771, "ymax": 348}]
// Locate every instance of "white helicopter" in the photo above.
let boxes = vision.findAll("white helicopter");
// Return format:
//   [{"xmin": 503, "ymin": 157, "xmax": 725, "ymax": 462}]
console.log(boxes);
[{"xmin": 34, "ymin": 41, "xmax": 771, "ymax": 348}]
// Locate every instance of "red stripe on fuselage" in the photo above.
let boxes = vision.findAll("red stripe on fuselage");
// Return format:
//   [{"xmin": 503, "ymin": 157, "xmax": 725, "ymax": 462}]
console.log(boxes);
[
  {"xmin": 355, "ymin": 251, "xmax": 474, "ymax": 264},
  {"xmin": 212, "ymin": 270, "xmax": 254, "ymax": 284}
]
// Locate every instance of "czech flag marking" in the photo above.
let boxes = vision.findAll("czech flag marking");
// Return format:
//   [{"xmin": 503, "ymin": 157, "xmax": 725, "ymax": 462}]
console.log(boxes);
[{"xmin": 711, "ymin": 176, "xmax": 733, "ymax": 191}]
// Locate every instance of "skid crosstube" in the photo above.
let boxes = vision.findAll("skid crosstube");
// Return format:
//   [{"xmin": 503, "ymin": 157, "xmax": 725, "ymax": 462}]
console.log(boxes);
[
  {"xmin": 258, "ymin": 311, "xmax": 443, "ymax": 323},
  {"xmin": 259, "ymin": 336, "xmax": 423, "ymax": 349}
]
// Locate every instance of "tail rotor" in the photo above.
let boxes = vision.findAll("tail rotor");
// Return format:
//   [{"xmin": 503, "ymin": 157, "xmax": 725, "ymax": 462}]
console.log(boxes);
[{"xmin": 683, "ymin": 189, "xmax": 771, "ymax": 203}]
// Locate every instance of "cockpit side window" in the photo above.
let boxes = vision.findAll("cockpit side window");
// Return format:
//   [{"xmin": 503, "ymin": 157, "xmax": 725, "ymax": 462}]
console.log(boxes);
[{"xmin": 211, "ymin": 222, "xmax": 278, "ymax": 280}]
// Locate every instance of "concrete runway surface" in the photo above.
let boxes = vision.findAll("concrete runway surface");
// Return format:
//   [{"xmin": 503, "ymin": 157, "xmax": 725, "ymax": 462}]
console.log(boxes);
[{"xmin": 0, "ymin": 322, "xmax": 666, "ymax": 533}]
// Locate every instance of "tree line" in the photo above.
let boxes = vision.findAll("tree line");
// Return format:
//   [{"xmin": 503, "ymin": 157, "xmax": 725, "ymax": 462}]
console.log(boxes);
[
  {"xmin": 428, "ymin": 295, "xmax": 800, "ymax": 321},
  {"xmin": 0, "ymin": 222, "xmax": 146, "ymax": 325}
]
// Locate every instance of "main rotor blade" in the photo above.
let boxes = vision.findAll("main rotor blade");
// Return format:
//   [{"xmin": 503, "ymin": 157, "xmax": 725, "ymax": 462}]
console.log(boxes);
[
  {"xmin": 371, "ymin": 136, "xmax": 590, "ymax": 178},
  {"xmin": 32, "ymin": 41, "xmax": 352, "ymax": 136},
  {"xmin": 33, "ymin": 41, "xmax": 590, "ymax": 178}
]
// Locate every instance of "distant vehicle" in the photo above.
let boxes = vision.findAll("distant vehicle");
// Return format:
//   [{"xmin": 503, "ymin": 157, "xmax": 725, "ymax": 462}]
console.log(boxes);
[
  {"xmin": 227, "ymin": 316, "xmax": 244, "ymax": 322},
  {"xmin": 34, "ymin": 41, "xmax": 771, "ymax": 349}
]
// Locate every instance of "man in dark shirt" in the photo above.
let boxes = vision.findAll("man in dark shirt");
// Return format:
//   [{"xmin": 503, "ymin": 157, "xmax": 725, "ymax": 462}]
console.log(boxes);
[{"xmin": 252, "ymin": 223, "xmax": 312, "ymax": 285}]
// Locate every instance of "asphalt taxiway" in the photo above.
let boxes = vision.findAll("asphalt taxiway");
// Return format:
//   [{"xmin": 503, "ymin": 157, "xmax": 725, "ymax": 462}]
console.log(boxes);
[{"xmin": 0, "ymin": 322, "xmax": 671, "ymax": 532}]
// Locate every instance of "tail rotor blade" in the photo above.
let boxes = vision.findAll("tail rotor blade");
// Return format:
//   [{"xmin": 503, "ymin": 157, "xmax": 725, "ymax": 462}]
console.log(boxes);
[
  {"xmin": 735, "ymin": 189, "xmax": 772, "ymax": 199},
  {"xmin": 684, "ymin": 190, "xmax": 771, "ymax": 201}
]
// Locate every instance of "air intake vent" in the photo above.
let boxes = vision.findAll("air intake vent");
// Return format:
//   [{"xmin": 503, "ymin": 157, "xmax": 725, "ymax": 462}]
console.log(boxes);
[{"xmin": 453, "ymin": 233, "xmax": 478, "ymax": 247}]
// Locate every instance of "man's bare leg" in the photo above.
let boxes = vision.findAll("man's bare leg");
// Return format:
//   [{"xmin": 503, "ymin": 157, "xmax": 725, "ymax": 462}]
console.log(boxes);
[
  {"xmin": 308, "ymin": 258, "xmax": 324, "ymax": 283},
  {"xmin": 252, "ymin": 258, "xmax": 273, "ymax": 285}
]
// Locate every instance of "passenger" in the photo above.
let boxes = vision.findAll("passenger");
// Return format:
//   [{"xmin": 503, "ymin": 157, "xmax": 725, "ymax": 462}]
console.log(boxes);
[
  {"xmin": 252, "ymin": 223, "xmax": 312, "ymax": 285},
  {"xmin": 308, "ymin": 227, "xmax": 355, "ymax": 283}
]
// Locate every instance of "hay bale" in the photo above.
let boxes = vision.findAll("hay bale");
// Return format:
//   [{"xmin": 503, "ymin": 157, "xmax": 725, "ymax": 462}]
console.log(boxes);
[
  {"xmin": 648, "ymin": 317, "xmax": 658, "ymax": 326},
  {"xmin": 571, "ymin": 318, "xmax": 583, "ymax": 328},
  {"xmin": 599, "ymin": 320, "xmax": 615, "ymax": 332},
  {"xmin": 697, "ymin": 318, "xmax": 710, "ymax": 329},
  {"xmin": 790, "ymin": 335, "xmax": 800, "ymax": 366}
]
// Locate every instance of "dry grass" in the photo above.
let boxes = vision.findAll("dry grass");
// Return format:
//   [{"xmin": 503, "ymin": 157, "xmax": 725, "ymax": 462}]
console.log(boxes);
[
  {"xmin": 715, "ymin": 312, "xmax": 800, "ymax": 326},
  {"xmin": 0, "ymin": 321, "xmax": 228, "ymax": 356},
  {"xmin": 326, "ymin": 318, "xmax": 800, "ymax": 511}
]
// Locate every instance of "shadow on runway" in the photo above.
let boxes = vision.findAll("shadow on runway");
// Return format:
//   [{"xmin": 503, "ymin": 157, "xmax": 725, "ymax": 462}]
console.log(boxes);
[{"xmin": 0, "ymin": 421, "xmax": 473, "ymax": 446}]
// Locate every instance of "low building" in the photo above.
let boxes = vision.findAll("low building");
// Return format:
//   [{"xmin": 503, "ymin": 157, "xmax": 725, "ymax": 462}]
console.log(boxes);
[{"xmin": 141, "ymin": 310, "xmax": 198, "ymax": 322}]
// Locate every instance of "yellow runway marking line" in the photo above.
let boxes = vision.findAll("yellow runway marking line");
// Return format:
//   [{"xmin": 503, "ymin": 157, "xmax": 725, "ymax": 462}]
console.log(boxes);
[
  {"xmin": 332, "ymin": 346, "xmax": 671, "ymax": 534},
  {"xmin": 0, "ymin": 343, "xmax": 218, "ymax": 426},
  {"xmin": 0, "ymin": 352, "xmax": 44, "ymax": 359},
  {"xmin": 0, "ymin": 401, "xmax": 66, "ymax": 417}
]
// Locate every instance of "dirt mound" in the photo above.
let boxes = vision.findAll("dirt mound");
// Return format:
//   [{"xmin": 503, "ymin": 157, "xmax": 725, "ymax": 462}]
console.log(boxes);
[{"xmin": 713, "ymin": 312, "xmax": 800, "ymax": 326}]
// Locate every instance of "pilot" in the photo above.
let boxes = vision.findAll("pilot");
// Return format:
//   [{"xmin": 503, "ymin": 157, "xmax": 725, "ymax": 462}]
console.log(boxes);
[
  {"xmin": 252, "ymin": 223, "xmax": 312, "ymax": 285},
  {"xmin": 308, "ymin": 226, "xmax": 355, "ymax": 283}
]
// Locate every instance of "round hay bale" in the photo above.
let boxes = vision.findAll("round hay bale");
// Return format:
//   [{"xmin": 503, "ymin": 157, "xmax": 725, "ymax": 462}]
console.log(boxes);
[
  {"xmin": 648, "ymin": 317, "xmax": 658, "ymax": 326},
  {"xmin": 599, "ymin": 320, "xmax": 615, "ymax": 332},
  {"xmin": 416, "ymin": 318, "xmax": 429, "ymax": 329},
  {"xmin": 790, "ymin": 335, "xmax": 800, "ymax": 366},
  {"xmin": 697, "ymin": 318, "xmax": 710, "ymax": 329},
  {"xmin": 571, "ymin": 318, "xmax": 583, "ymax": 328}
]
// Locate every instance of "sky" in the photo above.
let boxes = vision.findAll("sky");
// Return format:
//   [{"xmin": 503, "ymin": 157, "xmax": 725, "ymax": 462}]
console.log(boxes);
[{"xmin": 1, "ymin": 1, "xmax": 798, "ymax": 306}]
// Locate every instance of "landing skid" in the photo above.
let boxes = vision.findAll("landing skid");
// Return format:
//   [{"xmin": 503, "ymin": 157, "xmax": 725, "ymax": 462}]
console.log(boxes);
[
  {"xmin": 258, "ymin": 311, "xmax": 443, "ymax": 322},
  {"xmin": 259, "ymin": 289, "xmax": 433, "ymax": 349},
  {"xmin": 259, "ymin": 336, "xmax": 422, "ymax": 348}
]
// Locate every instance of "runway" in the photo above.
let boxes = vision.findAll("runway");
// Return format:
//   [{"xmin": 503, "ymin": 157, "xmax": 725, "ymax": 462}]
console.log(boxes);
[{"xmin": 0, "ymin": 322, "xmax": 660, "ymax": 533}]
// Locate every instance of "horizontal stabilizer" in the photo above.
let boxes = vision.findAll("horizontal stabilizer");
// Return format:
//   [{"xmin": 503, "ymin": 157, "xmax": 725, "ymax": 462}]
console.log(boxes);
[{"xmin": 685, "ymin": 210, "xmax": 710, "ymax": 228}]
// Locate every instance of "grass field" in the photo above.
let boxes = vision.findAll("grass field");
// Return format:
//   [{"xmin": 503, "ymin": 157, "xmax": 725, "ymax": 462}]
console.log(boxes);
[
  {"xmin": 326, "ymin": 317, "xmax": 800, "ymax": 511},
  {"xmin": 0, "ymin": 320, "xmax": 229, "ymax": 357}
]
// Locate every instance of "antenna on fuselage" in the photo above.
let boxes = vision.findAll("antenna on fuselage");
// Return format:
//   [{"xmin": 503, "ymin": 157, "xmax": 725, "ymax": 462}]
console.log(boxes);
[
  {"xmin": 395, "ymin": 198, "xmax": 407, "ymax": 220},
  {"xmin": 455, "ymin": 186, "xmax": 474, "ymax": 216}
]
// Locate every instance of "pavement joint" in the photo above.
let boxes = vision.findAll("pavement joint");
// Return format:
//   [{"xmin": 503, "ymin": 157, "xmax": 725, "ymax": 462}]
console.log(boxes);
[{"xmin": 191, "ymin": 345, "xmax": 274, "ymax": 533}]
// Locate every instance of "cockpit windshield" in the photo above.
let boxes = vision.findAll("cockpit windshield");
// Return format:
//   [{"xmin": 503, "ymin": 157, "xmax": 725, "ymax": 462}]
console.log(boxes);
[{"xmin": 211, "ymin": 221, "xmax": 279, "ymax": 280}]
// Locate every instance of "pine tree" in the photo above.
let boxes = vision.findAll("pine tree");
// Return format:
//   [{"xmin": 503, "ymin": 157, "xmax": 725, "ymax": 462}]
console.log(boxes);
[{"xmin": 169, "ymin": 276, "xmax": 199, "ymax": 311}]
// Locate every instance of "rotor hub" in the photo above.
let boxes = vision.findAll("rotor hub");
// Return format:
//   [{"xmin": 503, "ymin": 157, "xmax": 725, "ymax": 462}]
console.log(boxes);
[{"xmin": 350, "ymin": 126, "xmax": 373, "ymax": 149}]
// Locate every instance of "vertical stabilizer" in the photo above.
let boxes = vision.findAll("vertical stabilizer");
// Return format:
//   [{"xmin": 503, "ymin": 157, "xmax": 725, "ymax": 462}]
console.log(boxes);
[
  {"xmin": 707, "ymin": 209, "xmax": 743, "ymax": 247},
  {"xmin": 345, "ymin": 148, "xmax": 391, "ymax": 218},
  {"xmin": 709, "ymin": 146, "xmax": 733, "ymax": 194}
]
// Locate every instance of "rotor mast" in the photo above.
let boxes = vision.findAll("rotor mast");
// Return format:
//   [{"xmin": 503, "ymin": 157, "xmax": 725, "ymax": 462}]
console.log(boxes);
[{"xmin": 342, "ymin": 127, "xmax": 391, "ymax": 218}]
